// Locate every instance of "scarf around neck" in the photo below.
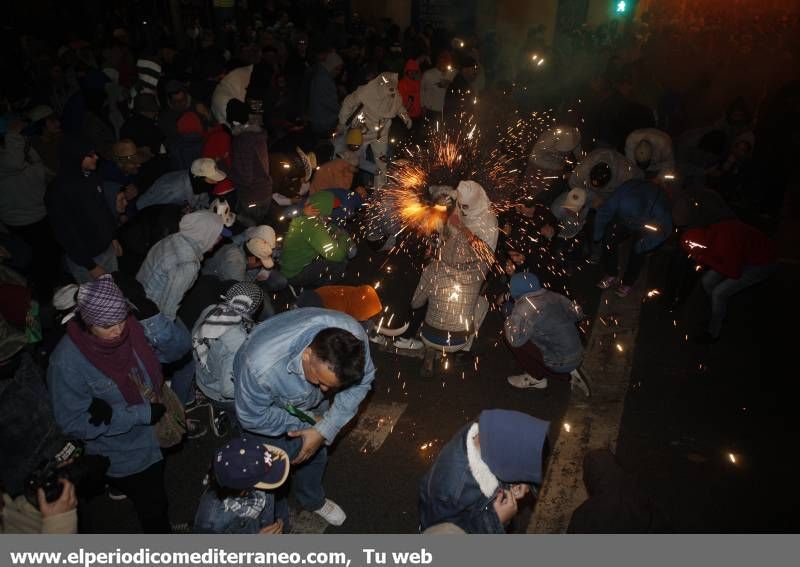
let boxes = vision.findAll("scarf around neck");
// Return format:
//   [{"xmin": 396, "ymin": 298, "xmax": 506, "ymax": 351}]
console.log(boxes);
[{"xmin": 67, "ymin": 315, "xmax": 164, "ymax": 405}]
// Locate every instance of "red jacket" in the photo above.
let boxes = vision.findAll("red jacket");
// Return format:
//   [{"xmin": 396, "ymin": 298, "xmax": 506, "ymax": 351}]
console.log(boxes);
[
  {"xmin": 398, "ymin": 59, "xmax": 422, "ymax": 119},
  {"xmin": 202, "ymin": 125, "xmax": 232, "ymax": 169},
  {"xmin": 681, "ymin": 220, "xmax": 777, "ymax": 279}
]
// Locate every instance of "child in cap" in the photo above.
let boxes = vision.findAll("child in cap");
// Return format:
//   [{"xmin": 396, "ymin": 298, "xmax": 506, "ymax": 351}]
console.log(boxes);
[
  {"xmin": 419, "ymin": 409, "xmax": 550, "ymax": 533},
  {"xmin": 194, "ymin": 436, "xmax": 290, "ymax": 533}
]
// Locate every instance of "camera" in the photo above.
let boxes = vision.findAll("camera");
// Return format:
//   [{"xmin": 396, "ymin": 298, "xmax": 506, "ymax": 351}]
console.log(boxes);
[{"xmin": 24, "ymin": 450, "xmax": 109, "ymax": 508}]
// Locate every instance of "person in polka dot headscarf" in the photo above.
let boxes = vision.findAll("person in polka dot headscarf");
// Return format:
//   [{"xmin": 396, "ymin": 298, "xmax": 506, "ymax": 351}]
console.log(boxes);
[{"xmin": 193, "ymin": 436, "xmax": 290, "ymax": 534}]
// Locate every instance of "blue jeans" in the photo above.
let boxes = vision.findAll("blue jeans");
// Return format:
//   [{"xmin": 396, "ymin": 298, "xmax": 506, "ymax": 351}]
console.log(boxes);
[
  {"xmin": 140, "ymin": 314, "xmax": 196, "ymax": 405},
  {"xmin": 241, "ymin": 431, "xmax": 327, "ymax": 512},
  {"xmin": 702, "ymin": 264, "xmax": 777, "ymax": 338}
]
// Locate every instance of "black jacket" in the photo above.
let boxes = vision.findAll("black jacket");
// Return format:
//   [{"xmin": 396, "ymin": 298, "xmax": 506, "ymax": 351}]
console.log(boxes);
[{"xmin": 46, "ymin": 136, "xmax": 117, "ymax": 270}]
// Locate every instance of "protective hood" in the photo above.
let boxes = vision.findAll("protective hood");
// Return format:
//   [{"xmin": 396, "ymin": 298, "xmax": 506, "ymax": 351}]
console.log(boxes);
[
  {"xmin": 354, "ymin": 72, "xmax": 404, "ymax": 119},
  {"xmin": 179, "ymin": 210, "xmax": 224, "ymax": 253},
  {"xmin": 478, "ymin": 409, "xmax": 550, "ymax": 485},
  {"xmin": 456, "ymin": 180, "xmax": 498, "ymax": 250},
  {"xmin": 401, "ymin": 59, "xmax": 421, "ymax": 80}
]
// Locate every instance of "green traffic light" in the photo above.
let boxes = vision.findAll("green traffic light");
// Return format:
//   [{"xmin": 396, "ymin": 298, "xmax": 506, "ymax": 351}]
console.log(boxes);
[{"xmin": 616, "ymin": 0, "xmax": 627, "ymax": 13}]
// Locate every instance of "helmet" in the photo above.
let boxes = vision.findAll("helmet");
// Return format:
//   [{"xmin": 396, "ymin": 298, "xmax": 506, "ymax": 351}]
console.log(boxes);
[{"xmin": 210, "ymin": 198, "xmax": 236, "ymax": 227}]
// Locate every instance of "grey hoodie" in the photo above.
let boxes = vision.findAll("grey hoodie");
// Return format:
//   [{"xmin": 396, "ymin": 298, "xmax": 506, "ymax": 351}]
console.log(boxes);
[{"xmin": 137, "ymin": 211, "xmax": 223, "ymax": 319}]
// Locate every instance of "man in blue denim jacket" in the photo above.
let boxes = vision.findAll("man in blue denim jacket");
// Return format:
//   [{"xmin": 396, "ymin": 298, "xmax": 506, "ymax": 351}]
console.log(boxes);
[{"xmin": 234, "ymin": 308, "xmax": 375, "ymax": 526}]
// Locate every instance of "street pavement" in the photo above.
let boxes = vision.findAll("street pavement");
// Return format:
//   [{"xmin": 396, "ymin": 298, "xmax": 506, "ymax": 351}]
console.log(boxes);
[{"xmin": 80, "ymin": 211, "xmax": 799, "ymax": 533}]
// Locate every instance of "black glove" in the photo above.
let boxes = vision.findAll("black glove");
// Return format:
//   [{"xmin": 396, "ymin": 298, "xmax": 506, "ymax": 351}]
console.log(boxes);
[
  {"xmin": 149, "ymin": 403, "xmax": 166, "ymax": 425},
  {"xmin": 88, "ymin": 397, "xmax": 113, "ymax": 426}
]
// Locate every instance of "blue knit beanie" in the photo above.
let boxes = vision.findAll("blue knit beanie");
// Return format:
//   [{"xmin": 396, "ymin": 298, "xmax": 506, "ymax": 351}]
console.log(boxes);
[
  {"xmin": 478, "ymin": 409, "xmax": 550, "ymax": 484},
  {"xmin": 509, "ymin": 272, "xmax": 542, "ymax": 300}
]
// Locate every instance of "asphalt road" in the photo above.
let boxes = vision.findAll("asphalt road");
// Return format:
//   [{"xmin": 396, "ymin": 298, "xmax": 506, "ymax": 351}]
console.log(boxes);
[{"xmin": 79, "ymin": 229, "xmax": 799, "ymax": 533}]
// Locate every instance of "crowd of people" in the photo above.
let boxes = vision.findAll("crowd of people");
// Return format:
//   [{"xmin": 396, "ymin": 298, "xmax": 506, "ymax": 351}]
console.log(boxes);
[{"xmin": 1, "ymin": 0, "xmax": 795, "ymax": 534}]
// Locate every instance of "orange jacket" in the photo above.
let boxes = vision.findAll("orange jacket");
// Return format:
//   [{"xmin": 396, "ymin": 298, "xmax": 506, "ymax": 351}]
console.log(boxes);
[{"xmin": 398, "ymin": 59, "xmax": 422, "ymax": 119}]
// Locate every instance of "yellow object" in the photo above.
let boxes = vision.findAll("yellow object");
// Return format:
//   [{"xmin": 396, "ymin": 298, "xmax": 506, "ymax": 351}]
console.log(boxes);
[{"xmin": 346, "ymin": 128, "xmax": 363, "ymax": 147}]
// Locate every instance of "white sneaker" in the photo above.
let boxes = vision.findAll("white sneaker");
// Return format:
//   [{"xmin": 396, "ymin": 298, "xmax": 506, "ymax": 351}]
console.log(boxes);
[
  {"xmin": 393, "ymin": 337, "xmax": 424, "ymax": 350},
  {"xmin": 507, "ymin": 373, "xmax": 548, "ymax": 389},
  {"xmin": 368, "ymin": 334, "xmax": 387, "ymax": 346},
  {"xmin": 313, "ymin": 499, "xmax": 346, "ymax": 526}
]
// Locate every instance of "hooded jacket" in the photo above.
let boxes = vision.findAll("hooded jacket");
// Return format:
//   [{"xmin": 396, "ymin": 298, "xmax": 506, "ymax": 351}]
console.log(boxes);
[
  {"xmin": 136, "ymin": 211, "xmax": 223, "ymax": 320},
  {"xmin": 46, "ymin": 136, "xmax": 117, "ymax": 270},
  {"xmin": 504, "ymin": 281, "xmax": 584, "ymax": 373},
  {"xmin": 569, "ymin": 148, "xmax": 643, "ymax": 200},
  {"xmin": 211, "ymin": 65, "xmax": 253, "ymax": 126},
  {"xmin": 419, "ymin": 411, "xmax": 549, "ymax": 534},
  {"xmin": 529, "ymin": 126, "xmax": 582, "ymax": 171},
  {"xmin": 593, "ymin": 179, "xmax": 673, "ymax": 254},
  {"xmin": 338, "ymin": 73, "xmax": 410, "ymax": 141},
  {"xmin": 280, "ymin": 192, "xmax": 350, "ymax": 279},
  {"xmin": 136, "ymin": 170, "xmax": 208, "ymax": 211},
  {"xmin": 398, "ymin": 59, "xmax": 422, "ymax": 119},
  {"xmin": 624, "ymin": 128, "xmax": 675, "ymax": 175},
  {"xmin": 681, "ymin": 220, "xmax": 776, "ymax": 280}
]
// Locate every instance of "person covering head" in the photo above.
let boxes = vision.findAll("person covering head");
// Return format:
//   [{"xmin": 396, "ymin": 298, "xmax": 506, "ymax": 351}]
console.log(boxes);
[
  {"xmin": 191, "ymin": 158, "xmax": 227, "ymax": 182},
  {"xmin": 509, "ymin": 272, "xmax": 542, "ymax": 299},
  {"xmin": 455, "ymin": 180, "xmax": 499, "ymax": 251},
  {"xmin": 66, "ymin": 275, "xmax": 164, "ymax": 405},
  {"xmin": 179, "ymin": 210, "xmax": 229, "ymax": 252},
  {"xmin": 478, "ymin": 409, "xmax": 550, "ymax": 485},
  {"xmin": 245, "ymin": 225, "xmax": 277, "ymax": 269},
  {"xmin": 213, "ymin": 437, "xmax": 290, "ymax": 490},
  {"xmin": 562, "ymin": 187, "xmax": 587, "ymax": 213},
  {"xmin": 75, "ymin": 274, "xmax": 130, "ymax": 327},
  {"xmin": 193, "ymin": 281, "xmax": 263, "ymax": 369}
]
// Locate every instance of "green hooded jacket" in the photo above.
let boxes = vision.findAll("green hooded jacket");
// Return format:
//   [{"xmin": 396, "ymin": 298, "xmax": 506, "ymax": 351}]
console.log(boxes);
[{"xmin": 280, "ymin": 191, "xmax": 350, "ymax": 278}]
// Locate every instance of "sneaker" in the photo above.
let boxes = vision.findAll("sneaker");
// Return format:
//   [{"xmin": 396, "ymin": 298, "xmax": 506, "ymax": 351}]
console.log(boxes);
[
  {"xmin": 368, "ymin": 334, "xmax": 388, "ymax": 346},
  {"xmin": 210, "ymin": 408, "xmax": 230, "ymax": 438},
  {"xmin": 507, "ymin": 373, "xmax": 548, "ymax": 389},
  {"xmin": 186, "ymin": 418, "xmax": 208, "ymax": 439},
  {"xmin": 106, "ymin": 485, "xmax": 127, "ymax": 501},
  {"xmin": 596, "ymin": 276, "xmax": 619, "ymax": 289},
  {"xmin": 615, "ymin": 284, "xmax": 632, "ymax": 297},
  {"xmin": 570, "ymin": 369, "xmax": 592, "ymax": 397},
  {"xmin": 313, "ymin": 499, "xmax": 346, "ymax": 526},
  {"xmin": 393, "ymin": 337, "xmax": 424, "ymax": 350}
]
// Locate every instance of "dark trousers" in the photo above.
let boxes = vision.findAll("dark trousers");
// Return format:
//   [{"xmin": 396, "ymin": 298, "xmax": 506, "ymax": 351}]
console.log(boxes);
[
  {"xmin": 602, "ymin": 223, "xmax": 646, "ymax": 286},
  {"xmin": 288, "ymin": 258, "xmax": 347, "ymax": 289},
  {"xmin": 7, "ymin": 218, "xmax": 61, "ymax": 300},
  {"xmin": 401, "ymin": 305, "xmax": 427, "ymax": 339},
  {"xmin": 106, "ymin": 461, "xmax": 170, "ymax": 533},
  {"xmin": 507, "ymin": 339, "xmax": 570, "ymax": 381}
]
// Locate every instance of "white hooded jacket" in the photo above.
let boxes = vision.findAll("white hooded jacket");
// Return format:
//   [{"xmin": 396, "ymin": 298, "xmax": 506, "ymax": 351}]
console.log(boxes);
[
  {"xmin": 338, "ymin": 73, "xmax": 411, "ymax": 142},
  {"xmin": 569, "ymin": 148, "xmax": 643, "ymax": 200},
  {"xmin": 624, "ymin": 128, "xmax": 675, "ymax": 175}
]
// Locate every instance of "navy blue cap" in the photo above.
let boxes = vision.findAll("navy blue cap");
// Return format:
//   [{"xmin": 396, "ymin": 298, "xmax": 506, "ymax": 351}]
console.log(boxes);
[{"xmin": 213, "ymin": 437, "xmax": 290, "ymax": 490}]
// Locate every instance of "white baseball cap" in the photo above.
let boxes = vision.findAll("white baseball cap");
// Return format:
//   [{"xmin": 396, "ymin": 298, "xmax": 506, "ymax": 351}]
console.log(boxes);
[{"xmin": 191, "ymin": 158, "xmax": 227, "ymax": 182}]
